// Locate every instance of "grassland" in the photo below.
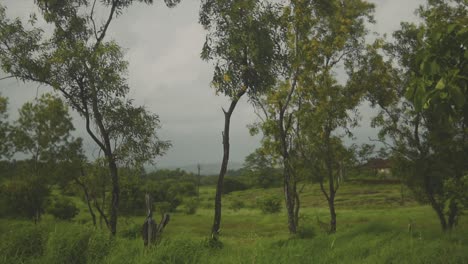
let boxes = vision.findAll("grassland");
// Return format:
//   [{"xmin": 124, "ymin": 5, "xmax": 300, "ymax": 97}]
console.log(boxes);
[{"xmin": 1, "ymin": 181, "xmax": 467, "ymax": 263}]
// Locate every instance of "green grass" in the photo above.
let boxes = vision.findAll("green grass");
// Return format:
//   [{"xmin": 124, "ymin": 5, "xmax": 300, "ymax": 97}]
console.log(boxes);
[{"xmin": 1, "ymin": 182, "xmax": 467, "ymax": 263}]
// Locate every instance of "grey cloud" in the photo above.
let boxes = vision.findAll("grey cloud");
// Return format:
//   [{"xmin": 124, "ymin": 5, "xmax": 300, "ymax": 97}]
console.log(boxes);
[{"xmin": 1, "ymin": 0, "xmax": 425, "ymax": 167}]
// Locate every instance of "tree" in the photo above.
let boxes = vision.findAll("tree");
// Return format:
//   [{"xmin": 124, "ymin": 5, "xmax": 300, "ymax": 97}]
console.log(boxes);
[
  {"xmin": 354, "ymin": 0, "xmax": 467, "ymax": 231},
  {"xmin": 200, "ymin": 0, "xmax": 283, "ymax": 239},
  {"xmin": 243, "ymin": 148, "xmax": 281, "ymax": 188},
  {"xmin": 0, "ymin": 93, "xmax": 11, "ymax": 159},
  {"xmin": 251, "ymin": 0, "xmax": 374, "ymax": 234},
  {"xmin": 0, "ymin": 177, "xmax": 49, "ymax": 223},
  {"xmin": 13, "ymin": 93, "xmax": 75, "ymax": 178},
  {"xmin": 6, "ymin": 93, "xmax": 76, "ymax": 222},
  {"xmin": 0, "ymin": 0, "xmax": 175, "ymax": 235}
]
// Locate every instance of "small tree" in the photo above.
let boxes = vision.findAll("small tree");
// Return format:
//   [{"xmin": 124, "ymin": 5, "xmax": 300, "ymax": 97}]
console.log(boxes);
[
  {"xmin": 200, "ymin": 0, "xmax": 283, "ymax": 239},
  {"xmin": 354, "ymin": 0, "xmax": 467, "ymax": 231}
]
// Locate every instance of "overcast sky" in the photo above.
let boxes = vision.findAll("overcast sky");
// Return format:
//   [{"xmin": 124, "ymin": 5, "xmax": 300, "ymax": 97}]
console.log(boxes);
[{"xmin": 0, "ymin": 0, "xmax": 424, "ymax": 168}]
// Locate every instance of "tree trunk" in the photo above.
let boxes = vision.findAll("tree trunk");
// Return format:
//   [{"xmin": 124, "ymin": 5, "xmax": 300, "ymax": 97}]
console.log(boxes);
[
  {"xmin": 293, "ymin": 183, "xmax": 300, "ymax": 229},
  {"xmin": 328, "ymin": 190, "xmax": 336, "ymax": 233},
  {"xmin": 447, "ymin": 199, "xmax": 458, "ymax": 230},
  {"xmin": 108, "ymin": 159, "xmax": 119, "ymax": 236},
  {"xmin": 283, "ymin": 164, "xmax": 297, "ymax": 234},
  {"xmin": 75, "ymin": 177, "xmax": 97, "ymax": 226},
  {"xmin": 212, "ymin": 95, "xmax": 243, "ymax": 239}
]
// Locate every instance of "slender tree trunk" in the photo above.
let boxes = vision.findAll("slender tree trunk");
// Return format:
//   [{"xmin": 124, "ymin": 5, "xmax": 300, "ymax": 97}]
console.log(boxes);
[
  {"xmin": 423, "ymin": 172, "xmax": 448, "ymax": 231},
  {"xmin": 327, "ymin": 160, "xmax": 337, "ymax": 233},
  {"xmin": 108, "ymin": 159, "xmax": 119, "ymax": 236},
  {"xmin": 325, "ymin": 128, "xmax": 337, "ymax": 233},
  {"xmin": 212, "ymin": 93, "xmax": 244, "ymax": 239},
  {"xmin": 447, "ymin": 199, "xmax": 458, "ymax": 230},
  {"xmin": 283, "ymin": 164, "xmax": 297, "ymax": 234},
  {"xmin": 75, "ymin": 177, "xmax": 97, "ymax": 226},
  {"xmin": 279, "ymin": 116, "xmax": 297, "ymax": 234},
  {"xmin": 328, "ymin": 189, "xmax": 336, "ymax": 233},
  {"xmin": 293, "ymin": 183, "xmax": 300, "ymax": 228}
]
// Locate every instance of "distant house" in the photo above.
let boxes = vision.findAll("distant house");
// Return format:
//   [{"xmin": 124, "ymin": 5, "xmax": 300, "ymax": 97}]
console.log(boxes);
[{"xmin": 363, "ymin": 158, "xmax": 392, "ymax": 178}]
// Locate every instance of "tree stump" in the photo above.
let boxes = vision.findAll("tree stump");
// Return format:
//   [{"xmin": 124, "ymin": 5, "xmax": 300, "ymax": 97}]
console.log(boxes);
[{"xmin": 142, "ymin": 193, "xmax": 170, "ymax": 246}]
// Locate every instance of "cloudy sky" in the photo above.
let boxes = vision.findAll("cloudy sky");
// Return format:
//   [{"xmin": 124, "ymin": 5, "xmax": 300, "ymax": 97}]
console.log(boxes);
[{"xmin": 0, "ymin": 0, "xmax": 424, "ymax": 168}]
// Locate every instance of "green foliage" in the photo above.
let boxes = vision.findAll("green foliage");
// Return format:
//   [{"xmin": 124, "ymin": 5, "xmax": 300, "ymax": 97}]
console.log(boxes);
[
  {"xmin": 44, "ymin": 225, "xmax": 92, "ymax": 264},
  {"xmin": 85, "ymin": 230, "xmax": 114, "ymax": 264},
  {"xmin": 183, "ymin": 198, "xmax": 200, "ymax": 215},
  {"xmin": 404, "ymin": 0, "xmax": 467, "ymax": 114},
  {"xmin": 200, "ymin": 0, "xmax": 284, "ymax": 98},
  {"xmin": 0, "ymin": 224, "xmax": 47, "ymax": 263},
  {"xmin": 228, "ymin": 198, "xmax": 245, "ymax": 212},
  {"xmin": 223, "ymin": 177, "xmax": 248, "ymax": 194},
  {"xmin": 0, "ymin": 178, "xmax": 49, "ymax": 221},
  {"xmin": 361, "ymin": 0, "xmax": 468, "ymax": 231},
  {"xmin": 243, "ymin": 148, "xmax": 282, "ymax": 188},
  {"xmin": 0, "ymin": 93, "xmax": 12, "ymax": 159},
  {"xmin": 257, "ymin": 195, "xmax": 282, "ymax": 214},
  {"xmin": 295, "ymin": 225, "xmax": 316, "ymax": 239},
  {"xmin": 154, "ymin": 201, "xmax": 173, "ymax": 216},
  {"xmin": 46, "ymin": 197, "xmax": 79, "ymax": 220}
]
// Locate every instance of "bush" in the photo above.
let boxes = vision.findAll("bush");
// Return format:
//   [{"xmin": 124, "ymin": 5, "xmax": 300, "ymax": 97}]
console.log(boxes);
[
  {"xmin": 257, "ymin": 196, "xmax": 281, "ymax": 214},
  {"xmin": 223, "ymin": 177, "xmax": 248, "ymax": 194},
  {"xmin": 44, "ymin": 225, "xmax": 93, "ymax": 264},
  {"xmin": 296, "ymin": 225, "xmax": 316, "ymax": 239},
  {"xmin": 47, "ymin": 197, "xmax": 79, "ymax": 220},
  {"xmin": 154, "ymin": 201, "xmax": 173, "ymax": 216},
  {"xmin": 0, "ymin": 224, "xmax": 47, "ymax": 263},
  {"xmin": 183, "ymin": 198, "xmax": 199, "ymax": 215},
  {"xmin": 229, "ymin": 199, "xmax": 245, "ymax": 211},
  {"xmin": 86, "ymin": 230, "xmax": 113, "ymax": 264},
  {"xmin": 120, "ymin": 222, "xmax": 142, "ymax": 239}
]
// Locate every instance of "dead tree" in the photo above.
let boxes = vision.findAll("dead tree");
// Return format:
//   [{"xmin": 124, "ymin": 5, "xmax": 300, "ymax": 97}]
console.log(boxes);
[{"xmin": 142, "ymin": 193, "xmax": 170, "ymax": 246}]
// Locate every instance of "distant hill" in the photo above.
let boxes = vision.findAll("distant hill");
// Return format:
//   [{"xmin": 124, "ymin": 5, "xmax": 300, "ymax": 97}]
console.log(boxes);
[{"xmin": 147, "ymin": 161, "xmax": 244, "ymax": 175}]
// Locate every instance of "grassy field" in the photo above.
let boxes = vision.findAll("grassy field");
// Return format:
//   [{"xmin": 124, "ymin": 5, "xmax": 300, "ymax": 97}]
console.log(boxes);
[{"xmin": 1, "ymin": 181, "xmax": 467, "ymax": 263}]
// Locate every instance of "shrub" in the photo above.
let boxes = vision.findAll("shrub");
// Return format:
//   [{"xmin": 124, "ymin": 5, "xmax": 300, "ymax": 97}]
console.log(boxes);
[
  {"xmin": 257, "ymin": 196, "xmax": 281, "ymax": 214},
  {"xmin": 47, "ymin": 197, "xmax": 79, "ymax": 220},
  {"xmin": 183, "ymin": 198, "xmax": 199, "ymax": 215},
  {"xmin": 229, "ymin": 199, "xmax": 245, "ymax": 212},
  {"xmin": 223, "ymin": 177, "xmax": 248, "ymax": 194},
  {"xmin": 0, "ymin": 224, "xmax": 47, "ymax": 263},
  {"xmin": 296, "ymin": 225, "xmax": 316, "ymax": 239},
  {"xmin": 154, "ymin": 201, "xmax": 173, "ymax": 216},
  {"xmin": 44, "ymin": 225, "xmax": 93, "ymax": 264},
  {"xmin": 120, "ymin": 222, "xmax": 142, "ymax": 239},
  {"xmin": 86, "ymin": 230, "xmax": 113, "ymax": 264}
]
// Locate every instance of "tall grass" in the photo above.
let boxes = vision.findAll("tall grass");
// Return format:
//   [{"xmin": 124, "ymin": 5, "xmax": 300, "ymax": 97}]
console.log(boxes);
[{"xmin": 0, "ymin": 182, "xmax": 466, "ymax": 263}]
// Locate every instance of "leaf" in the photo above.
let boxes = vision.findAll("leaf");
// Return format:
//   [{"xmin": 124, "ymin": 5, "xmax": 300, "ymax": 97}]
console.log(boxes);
[
  {"xmin": 449, "ymin": 84, "xmax": 465, "ymax": 108},
  {"xmin": 447, "ymin": 24, "xmax": 456, "ymax": 34},
  {"xmin": 414, "ymin": 82, "xmax": 426, "ymax": 111},
  {"xmin": 435, "ymin": 78, "xmax": 445, "ymax": 90},
  {"xmin": 429, "ymin": 61, "xmax": 439, "ymax": 75}
]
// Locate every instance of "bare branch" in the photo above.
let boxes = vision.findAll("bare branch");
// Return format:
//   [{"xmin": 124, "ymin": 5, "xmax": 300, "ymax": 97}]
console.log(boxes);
[
  {"xmin": 0, "ymin": 76, "xmax": 14, "ymax": 81},
  {"xmin": 90, "ymin": 0, "xmax": 99, "ymax": 41},
  {"xmin": 94, "ymin": 0, "xmax": 117, "ymax": 49}
]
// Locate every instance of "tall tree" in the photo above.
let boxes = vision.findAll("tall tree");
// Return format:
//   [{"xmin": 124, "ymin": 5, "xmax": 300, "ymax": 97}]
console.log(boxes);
[
  {"xmin": 251, "ymin": 0, "xmax": 374, "ymax": 234},
  {"xmin": 200, "ymin": 0, "xmax": 283, "ymax": 239},
  {"xmin": 0, "ymin": 1, "xmax": 175, "ymax": 235}
]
